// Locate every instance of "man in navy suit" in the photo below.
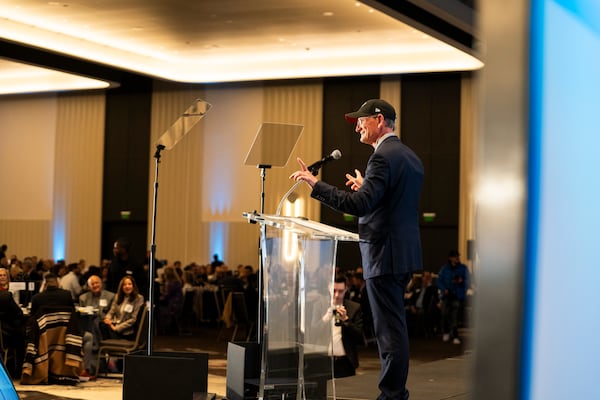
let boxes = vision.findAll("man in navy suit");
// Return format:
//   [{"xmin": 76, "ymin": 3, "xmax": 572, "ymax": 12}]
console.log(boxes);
[{"xmin": 291, "ymin": 99, "xmax": 424, "ymax": 400}]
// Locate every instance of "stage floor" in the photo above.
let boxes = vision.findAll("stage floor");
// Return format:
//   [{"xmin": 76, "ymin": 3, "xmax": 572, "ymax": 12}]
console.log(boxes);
[{"xmin": 13, "ymin": 325, "xmax": 471, "ymax": 400}]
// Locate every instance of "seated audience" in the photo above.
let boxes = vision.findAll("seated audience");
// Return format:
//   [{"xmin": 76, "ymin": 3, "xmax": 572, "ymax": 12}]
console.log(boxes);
[
  {"xmin": 101, "ymin": 276, "xmax": 144, "ymax": 341},
  {"xmin": 30, "ymin": 273, "xmax": 74, "ymax": 316}
]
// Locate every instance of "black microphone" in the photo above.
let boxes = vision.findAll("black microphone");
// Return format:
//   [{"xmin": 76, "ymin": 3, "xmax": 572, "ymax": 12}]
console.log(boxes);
[{"xmin": 308, "ymin": 149, "xmax": 342, "ymax": 175}]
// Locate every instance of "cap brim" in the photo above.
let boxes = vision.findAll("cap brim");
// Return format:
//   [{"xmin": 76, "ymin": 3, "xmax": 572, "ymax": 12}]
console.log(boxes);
[{"xmin": 344, "ymin": 111, "xmax": 367, "ymax": 124}]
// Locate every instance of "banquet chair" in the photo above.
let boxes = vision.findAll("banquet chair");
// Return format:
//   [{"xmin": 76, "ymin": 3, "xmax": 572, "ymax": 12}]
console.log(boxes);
[{"xmin": 95, "ymin": 303, "xmax": 148, "ymax": 376}]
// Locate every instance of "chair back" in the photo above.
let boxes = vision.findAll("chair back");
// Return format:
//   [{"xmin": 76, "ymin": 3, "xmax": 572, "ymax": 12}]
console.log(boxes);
[
  {"xmin": 132, "ymin": 303, "xmax": 149, "ymax": 350},
  {"xmin": 0, "ymin": 320, "xmax": 8, "ymax": 365},
  {"xmin": 0, "ymin": 320, "xmax": 5, "ymax": 352},
  {"xmin": 231, "ymin": 292, "xmax": 249, "ymax": 324}
]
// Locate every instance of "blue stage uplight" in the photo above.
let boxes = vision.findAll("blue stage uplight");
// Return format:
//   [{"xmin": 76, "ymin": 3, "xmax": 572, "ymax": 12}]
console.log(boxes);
[
  {"xmin": 209, "ymin": 222, "xmax": 229, "ymax": 263},
  {"xmin": 53, "ymin": 219, "xmax": 65, "ymax": 261}
]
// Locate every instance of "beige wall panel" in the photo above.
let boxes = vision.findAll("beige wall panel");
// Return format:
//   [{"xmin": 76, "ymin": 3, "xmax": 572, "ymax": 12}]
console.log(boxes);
[
  {"xmin": 380, "ymin": 78, "xmax": 402, "ymax": 137},
  {"xmin": 262, "ymin": 82, "xmax": 324, "ymax": 221},
  {"xmin": 150, "ymin": 81, "xmax": 209, "ymax": 265},
  {"xmin": 53, "ymin": 92, "xmax": 105, "ymax": 264},
  {"xmin": 0, "ymin": 95, "xmax": 56, "ymax": 221},
  {"xmin": 202, "ymin": 85, "xmax": 265, "ymax": 221},
  {"xmin": 149, "ymin": 82, "xmax": 323, "ymax": 267},
  {"xmin": 460, "ymin": 75, "xmax": 477, "ymax": 270},
  {"xmin": 0, "ymin": 220, "xmax": 50, "ymax": 260}
]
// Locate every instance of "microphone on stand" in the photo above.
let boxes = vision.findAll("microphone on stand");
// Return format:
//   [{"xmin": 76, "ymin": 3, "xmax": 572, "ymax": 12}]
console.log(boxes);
[
  {"xmin": 307, "ymin": 149, "xmax": 342, "ymax": 176},
  {"xmin": 276, "ymin": 150, "xmax": 343, "ymax": 216}
]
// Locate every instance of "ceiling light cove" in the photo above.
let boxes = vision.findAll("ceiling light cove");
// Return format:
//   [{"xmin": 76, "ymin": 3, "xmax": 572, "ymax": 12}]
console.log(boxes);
[
  {"xmin": 0, "ymin": 0, "xmax": 483, "ymax": 84},
  {"xmin": 0, "ymin": 60, "xmax": 111, "ymax": 95}
]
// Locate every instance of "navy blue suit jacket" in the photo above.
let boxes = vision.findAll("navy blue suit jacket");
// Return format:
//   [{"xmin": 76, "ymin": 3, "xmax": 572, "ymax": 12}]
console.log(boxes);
[{"xmin": 312, "ymin": 135, "xmax": 424, "ymax": 279}]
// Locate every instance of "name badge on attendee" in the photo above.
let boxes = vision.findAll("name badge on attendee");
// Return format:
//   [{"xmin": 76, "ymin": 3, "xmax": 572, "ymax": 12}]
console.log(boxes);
[
  {"xmin": 99, "ymin": 299, "xmax": 107, "ymax": 307},
  {"xmin": 124, "ymin": 304, "xmax": 133, "ymax": 313}
]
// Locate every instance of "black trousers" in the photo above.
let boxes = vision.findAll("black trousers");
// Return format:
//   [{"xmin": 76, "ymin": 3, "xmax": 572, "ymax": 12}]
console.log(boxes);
[
  {"xmin": 333, "ymin": 355, "xmax": 355, "ymax": 378},
  {"xmin": 367, "ymin": 273, "xmax": 412, "ymax": 400}
]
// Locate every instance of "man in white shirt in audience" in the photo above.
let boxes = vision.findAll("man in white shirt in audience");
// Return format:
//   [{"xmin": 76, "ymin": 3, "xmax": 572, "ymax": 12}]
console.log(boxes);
[{"xmin": 61, "ymin": 262, "xmax": 83, "ymax": 301}]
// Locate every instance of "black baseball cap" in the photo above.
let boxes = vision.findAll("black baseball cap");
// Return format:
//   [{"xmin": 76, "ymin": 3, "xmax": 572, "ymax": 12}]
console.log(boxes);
[{"xmin": 345, "ymin": 99, "xmax": 396, "ymax": 123}]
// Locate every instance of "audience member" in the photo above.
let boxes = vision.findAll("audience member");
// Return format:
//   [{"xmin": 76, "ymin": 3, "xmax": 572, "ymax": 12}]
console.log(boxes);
[
  {"xmin": 79, "ymin": 275, "xmax": 115, "ymax": 379},
  {"xmin": 321, "ymin": 275, "xmax": 364, "ymax": 378},
  {"xmin": 30, "ymin": 273, "xmax": 74, "ymax": 316},
  {"xmin": 21, "ymin": 257, "xmax": 40, "ymax": 282},
  {"xmin": 106, "ymin": 238, "xmax": 148, "ymax": 299},
  {"xmin": 61, "ymin": 262, "xmax": 83, "ymax": 301},
  {"xmin": 240, "ymin": 265, "xmax": 258, "ymax": 325},
  {"xmin": 0, "ymin": 267, "xmax": 9, "ymax": 291},
  {"xmin": 437, "ymin": 250, "xmax": 471, "ymax": 344},
  {"xmin": 194, "ymin": 264, "xmax": 208, "ymax": 286},
  {"xmin": 80, "ymin": 275, "xmax": 115, "ymax": 318},
  {"xmin": 80, "ymin": 265, "xmax": 102, "ymax": 292},
  {"xmin": 76, "ymin": 259, "xmax": 87, "ymax": 287},
  {"xmin": 210, "ymin": 253, "xmax": 224, "ymax": 269},
  {"xmin": 348, "ymin": 271, "xmax": 373, "ymax": 340},
  {"xmin": 53, "ymin": 259, "xmax": 68, "ymax": 279},
  {"xmin": 101, "ymin": 276, "xmax": 144, "ymax": 341},
  {"xmin": 158, "ymin": 266, "xmax": 183, "ymax": 335},
  {"xmin": 0, "ymin": 289, "xmax": 25, "ymax": 376},
  {"xmin": 9, "ymin": 263, "xmax": 24, "ymax": 282},
  {"xmin": 182, "ymin": 270, "xmax": 196, "ymax": 293}
]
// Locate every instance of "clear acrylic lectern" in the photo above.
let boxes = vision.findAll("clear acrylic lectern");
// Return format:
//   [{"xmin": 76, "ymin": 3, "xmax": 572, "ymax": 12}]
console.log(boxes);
[{"xmin": 243, "ymin": 212, "xmax": 359, "ymax": 400}]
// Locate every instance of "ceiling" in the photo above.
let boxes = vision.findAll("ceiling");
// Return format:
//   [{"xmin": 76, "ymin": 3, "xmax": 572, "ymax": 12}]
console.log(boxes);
[{"xmin": 0, "ymin": 0, "xmax": 482, "ymax": 93}]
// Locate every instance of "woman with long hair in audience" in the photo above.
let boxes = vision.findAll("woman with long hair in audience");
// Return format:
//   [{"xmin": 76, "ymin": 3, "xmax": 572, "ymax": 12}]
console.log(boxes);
[{"xmin": 101, "ymin": 275, "xmax": 144, "ymax": 340}]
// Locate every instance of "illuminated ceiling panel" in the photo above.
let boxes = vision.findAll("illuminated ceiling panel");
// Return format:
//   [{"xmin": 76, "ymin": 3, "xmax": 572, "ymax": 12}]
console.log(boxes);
[
  {"xmin": 0, "ymin": 59, "xmax": 111, "ymax": 95},
  {"xmin": 0, "ymin": 0, "xmax": 482, "ymax": 85}
]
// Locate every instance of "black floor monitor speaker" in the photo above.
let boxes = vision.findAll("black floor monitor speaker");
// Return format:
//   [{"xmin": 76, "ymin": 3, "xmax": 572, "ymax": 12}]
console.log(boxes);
[{"xmin": 123, "ymin": 352, "xmax": 209, "ymax": 400}]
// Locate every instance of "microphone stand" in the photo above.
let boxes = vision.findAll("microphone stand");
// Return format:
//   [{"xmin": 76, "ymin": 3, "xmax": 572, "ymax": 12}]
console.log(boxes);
[
  {"xmin": 276, "ymin": 159, "xmax": 325, "ymax": 216},
  {"xmin": 276, "ymin": 180, "xmax": 303, "ymax": 216},
  {"xmin": 256, "ymin": 164, "xmax": 271, "ymax": 345},
  {"xmin": 147, "ymin": 144, "xmax": 164, "ymax": 355}
]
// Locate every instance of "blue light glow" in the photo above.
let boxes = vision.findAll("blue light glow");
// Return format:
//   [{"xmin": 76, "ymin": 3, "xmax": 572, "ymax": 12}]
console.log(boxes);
[
  {"xmin": 209, "ymin": 222, "xmax": 229, "ymax": 263},
  {"xmin": 52, "ymin": 218, "xmax": 65, "ymax": 261}
]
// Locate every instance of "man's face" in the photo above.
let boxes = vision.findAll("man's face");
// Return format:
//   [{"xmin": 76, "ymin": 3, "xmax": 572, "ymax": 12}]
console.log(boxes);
[
  {"xmin": 355, "ymin": 114, "xmax": 383, "ymax": 145},
  {"xmin": 332, "ymin": 282, "xmax": 346, "ymax": 305},
  {"xmin": 0, "ymin": 268, "xmax": 8, "ymax": 285},
  {"xmin": 88, "ymin": 276, "xmax": 102, "ymax": 295},
  {"xmin": 113, "ymin": 242, "xmax": 126, "ymax": 258}
]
